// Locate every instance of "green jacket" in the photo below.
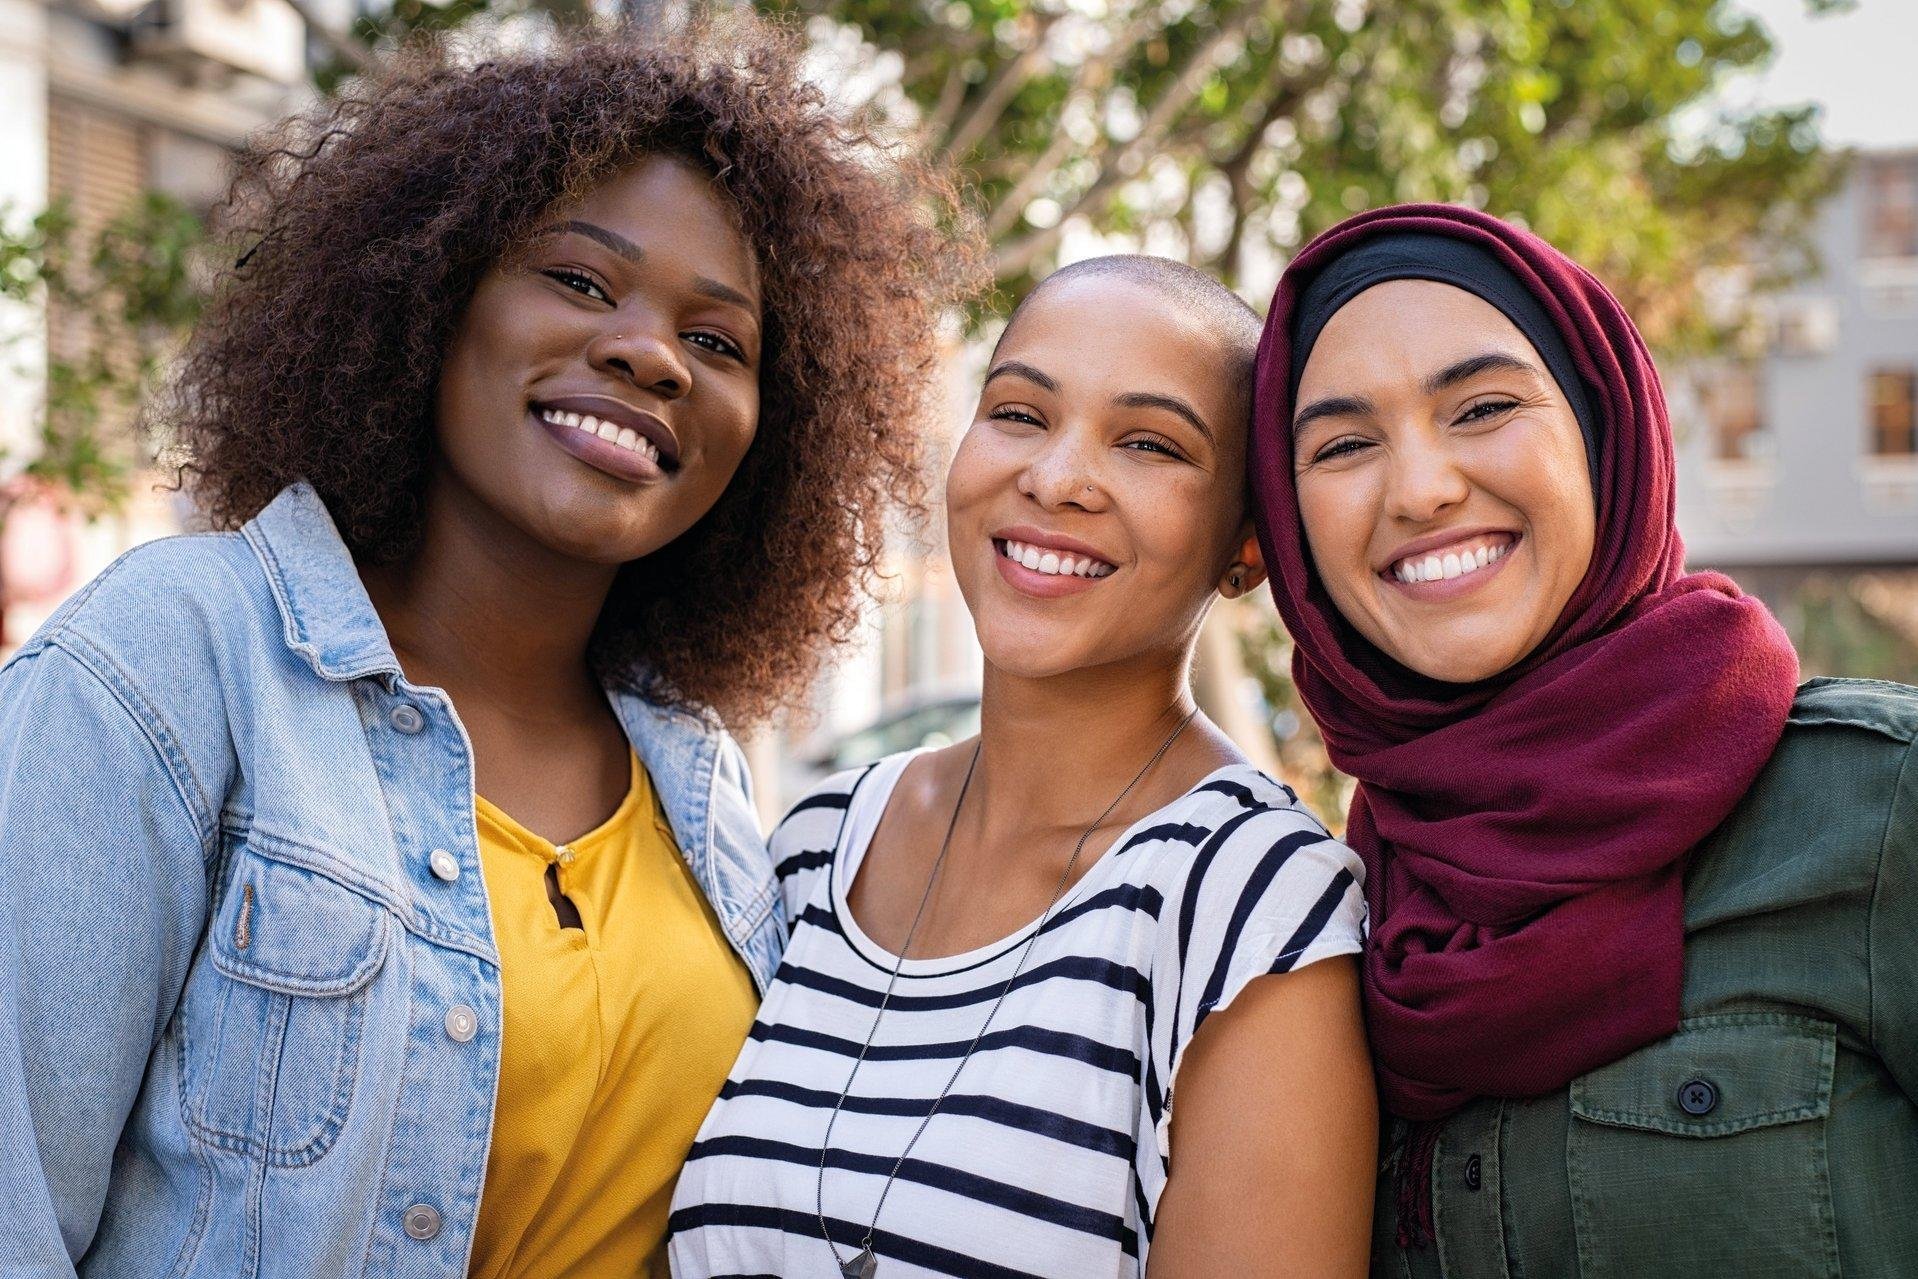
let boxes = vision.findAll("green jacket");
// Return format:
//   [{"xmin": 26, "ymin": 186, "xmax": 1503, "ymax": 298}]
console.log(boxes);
[{"xmin": 1373, "ymin": 677, "xmax": 1918, "ymax": 1279}]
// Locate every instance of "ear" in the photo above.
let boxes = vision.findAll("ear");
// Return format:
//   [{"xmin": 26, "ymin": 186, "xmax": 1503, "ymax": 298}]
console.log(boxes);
[{"xmin": 1218, "ymin": 523, "xmax": 1268, "ymax": 599}]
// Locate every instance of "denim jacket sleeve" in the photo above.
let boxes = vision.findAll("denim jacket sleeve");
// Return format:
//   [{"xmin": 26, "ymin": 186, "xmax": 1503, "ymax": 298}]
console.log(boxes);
[
  {"xmin": 1870, "ymin": 733, "xmax": 1918, "ymax": 1098},
  {"xmin": 0, "ymin": 636, "xmax": 212, "ymax": 1273}
]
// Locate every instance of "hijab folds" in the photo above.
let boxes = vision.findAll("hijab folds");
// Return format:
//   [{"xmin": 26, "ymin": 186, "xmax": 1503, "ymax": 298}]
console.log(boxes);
[{"xmin": 1250, "ymin": 205, "xmax": 1801, "ymax": 1134}]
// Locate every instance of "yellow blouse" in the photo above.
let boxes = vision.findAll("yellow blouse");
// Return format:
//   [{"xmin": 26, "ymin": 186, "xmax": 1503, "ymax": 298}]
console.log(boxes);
[{"xmin": 469, "ymin": 751, "xmax": 759, "ymax": 1279}]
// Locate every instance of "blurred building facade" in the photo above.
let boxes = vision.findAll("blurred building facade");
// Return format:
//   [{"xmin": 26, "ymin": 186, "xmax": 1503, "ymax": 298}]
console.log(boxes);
[
  {"xmin": 0, "ymin": 0, "xmax": 315, "ymax": 640},
  {"xmin": 1677, "ymin": 148, "xmax": 1918, "ymax": 675}
]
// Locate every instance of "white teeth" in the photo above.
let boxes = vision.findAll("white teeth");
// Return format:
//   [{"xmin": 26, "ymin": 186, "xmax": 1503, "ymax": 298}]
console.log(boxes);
[
  {"xmin": 540, "ymin": 408, "xmax": 666, "ymax": 461},
  {"xmin": 1393, "ymin": 539, "xmax": 1514, "ymax": 584},
  {"xmin": 998, "ymin": 539, "xmax": 1115, "ymax": 579}
]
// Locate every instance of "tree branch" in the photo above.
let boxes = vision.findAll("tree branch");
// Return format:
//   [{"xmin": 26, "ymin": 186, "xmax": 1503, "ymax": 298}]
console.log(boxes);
[
  {"xmin": 921, "ymin": 54, "xmax": 975, "ymax": 148},
  {"xmin": 939, "ymin": 12, "xmax": 1063, "ymax": 161},
  {"xmin": 1210, "ymin": 57, "xmax": 1336, "ymax": 277},
  {"xmin": 283, "ymin": 0, "xmax": 370, "ymax": 72},
  {"xmin": 993, "ymin": 3, "xmax": 1264, "ymax": 279}
]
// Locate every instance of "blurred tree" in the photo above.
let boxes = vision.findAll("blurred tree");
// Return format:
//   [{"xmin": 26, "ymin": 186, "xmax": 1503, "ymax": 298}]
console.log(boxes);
[
  {"xmin": 0, "ymin": 195, "xmax": 205, "ymax": 641},
  {"xmin": 772, "ymin": 0, "xmax": 1841, "ymax": 349}
]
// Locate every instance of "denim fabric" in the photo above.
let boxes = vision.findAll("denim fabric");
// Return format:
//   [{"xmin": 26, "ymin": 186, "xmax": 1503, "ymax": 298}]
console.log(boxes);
[
  {"xmin": 1372, "ymin": 677, "xmax": 1918, "ymax": 1279},
  {"xmin": 0, "ymin": 482, "xmax": 782, "ymax": 1278}
]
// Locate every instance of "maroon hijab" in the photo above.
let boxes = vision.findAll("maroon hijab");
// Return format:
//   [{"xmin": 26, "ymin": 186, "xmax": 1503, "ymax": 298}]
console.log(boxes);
[{"xmin": 1250, "ymin": 204, "xmax": 1800, "ymax": 1124}]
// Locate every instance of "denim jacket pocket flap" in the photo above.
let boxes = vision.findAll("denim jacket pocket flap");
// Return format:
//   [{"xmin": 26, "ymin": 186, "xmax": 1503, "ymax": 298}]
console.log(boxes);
[
  {"xmin": 1570, "ymin": 1012, "xmax": 1836, "ymax": 1138},
  {"xmin": 210, "ymin": 849, "xmax": 393, "ymax": 997}
]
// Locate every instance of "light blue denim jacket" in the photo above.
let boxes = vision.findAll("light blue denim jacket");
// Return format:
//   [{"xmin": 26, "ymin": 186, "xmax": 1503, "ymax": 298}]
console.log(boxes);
[{"xmin": 0, "ymin": 482, "xmax": 783, "ymax": 1278}]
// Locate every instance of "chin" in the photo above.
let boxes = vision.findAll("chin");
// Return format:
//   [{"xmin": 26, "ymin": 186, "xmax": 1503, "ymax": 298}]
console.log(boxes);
[
  {"xmin": 973, "ymin": 621, "xmax": 1093, "ymax": 681},
  {"xmin": 1390, "ymin": 628, "xmax": 1532, "ymax": 684}
]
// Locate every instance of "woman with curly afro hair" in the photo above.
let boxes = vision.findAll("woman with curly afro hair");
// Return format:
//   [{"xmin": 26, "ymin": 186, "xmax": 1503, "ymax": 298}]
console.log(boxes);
[{"xmin": 0, "ymin": 13, "xmax": 983, "ymax": 1277}]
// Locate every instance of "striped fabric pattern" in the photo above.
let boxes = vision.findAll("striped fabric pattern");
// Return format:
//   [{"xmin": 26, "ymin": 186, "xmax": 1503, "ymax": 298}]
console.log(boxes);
[{"xmin": 668, "ymin": 751, "xmax": 1365, "ymax": 1278}]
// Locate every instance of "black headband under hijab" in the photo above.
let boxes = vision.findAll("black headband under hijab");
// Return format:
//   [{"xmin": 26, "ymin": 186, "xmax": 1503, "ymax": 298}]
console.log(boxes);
[{"xmin": 1287, "ymin": 231, "xmax": 1601, "ymax": 474}]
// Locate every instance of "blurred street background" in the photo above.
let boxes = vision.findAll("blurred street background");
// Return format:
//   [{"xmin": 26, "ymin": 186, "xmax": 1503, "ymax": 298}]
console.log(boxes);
[{"xmin": 1, "ymin": 0, "xmax": 1913, "ymax": 820}]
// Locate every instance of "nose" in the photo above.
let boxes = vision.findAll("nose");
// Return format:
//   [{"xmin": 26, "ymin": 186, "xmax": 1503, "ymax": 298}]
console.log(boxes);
[
  {"xmin": 1382, "ymin": 427, "xmax": 1472, "ymax": 525},
  {"xmin": 585, "ymin": 317, "xmax": 692, "ymax": 400},
  {"xmin": 1017, "ymin": 424, "xmax": 1107, "ymax": 512}
]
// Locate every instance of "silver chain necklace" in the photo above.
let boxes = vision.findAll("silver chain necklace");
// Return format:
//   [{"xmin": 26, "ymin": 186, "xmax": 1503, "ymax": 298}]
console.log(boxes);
[{"xmin": 816, "ymin": 706, "xmax": 1200, "ymax": 1278}]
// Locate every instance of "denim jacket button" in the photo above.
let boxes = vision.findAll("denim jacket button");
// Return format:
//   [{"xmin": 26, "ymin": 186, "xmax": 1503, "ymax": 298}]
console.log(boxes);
[
  {"xmin": 444, "ymin": 1005, "xmax": 478, "ymax": 1043},
  {"xmin": 1678, "ymin": 1078, "xmax": 1719, "ymax": 1116},
  {"xmin": 389, "ymin": 703, "xmax": 425, "ymax": 734},
  {"xmin": 402, "ymin": 1204, "xmax": 441, "ymax": 1240},
  {"xmin": 428, "ymin": 849, "xmax": 460, "ymax": 882}
]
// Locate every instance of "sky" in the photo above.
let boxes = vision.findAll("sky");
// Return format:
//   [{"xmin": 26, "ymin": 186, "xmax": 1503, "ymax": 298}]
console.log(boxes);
[{"xmin": 1731, "ymin": 0, "xmax": 1918, "ymax": 149}]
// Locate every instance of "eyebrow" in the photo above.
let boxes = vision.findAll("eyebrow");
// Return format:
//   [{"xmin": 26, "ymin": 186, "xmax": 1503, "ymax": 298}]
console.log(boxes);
[
  {"xmin": 1292, "ymin": 393, "xmax": 1376, "ymax": 435},
  {"xmin": 1114, "ymin": 391, "xmax": 1215, "ymax": 444},
  {"xmin": 1291, "ymin": 352, "xmax": 1547, "ymax": 435},
  {"xmin": 535, "ymin": 219, "xmax": 758, "ymax": 314},
  {"xmin": 983, "ymin": 360, "xmax": 1059, "ymax": 393},
  {"xmin": 1422, "ymin": 351, "xmax": 1544, "ymax": 396}
]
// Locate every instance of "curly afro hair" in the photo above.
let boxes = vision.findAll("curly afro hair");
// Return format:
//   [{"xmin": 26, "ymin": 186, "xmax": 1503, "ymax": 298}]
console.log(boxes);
[{"xmin": 161, "ymin": 11, "xmax": 987, "ymax": 727}]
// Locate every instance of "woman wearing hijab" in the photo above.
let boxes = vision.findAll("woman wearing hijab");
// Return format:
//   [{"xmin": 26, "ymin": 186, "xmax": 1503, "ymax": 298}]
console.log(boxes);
[{"xmin": 1249, "ymin": 202, "xmax": 1917, "ymax": 1277}]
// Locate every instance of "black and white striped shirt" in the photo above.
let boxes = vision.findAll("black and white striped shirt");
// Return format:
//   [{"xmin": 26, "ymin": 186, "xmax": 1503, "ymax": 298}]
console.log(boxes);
[{"xmin": 668, "ymin": 751, "xmax": 1365, "ymax": 1278}]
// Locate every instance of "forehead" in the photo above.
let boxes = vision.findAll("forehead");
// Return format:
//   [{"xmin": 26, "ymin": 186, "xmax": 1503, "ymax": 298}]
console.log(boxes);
[
  {"xmin": 563, "ymin": 154, "xmax": 760, "ymax": 301},
  {"xmin": 1297, "ymin": 278, "xmax": 1541, "ymax": 395},
  {"xmin": 999, "ymin": 276, "xmax": 1238, "ymax": 406}
]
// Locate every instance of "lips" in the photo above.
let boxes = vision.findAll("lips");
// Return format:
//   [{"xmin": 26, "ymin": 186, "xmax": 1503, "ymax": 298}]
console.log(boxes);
[{"xmin": 532, "ymin": 395, "xmax": 680, "ymax": 469}]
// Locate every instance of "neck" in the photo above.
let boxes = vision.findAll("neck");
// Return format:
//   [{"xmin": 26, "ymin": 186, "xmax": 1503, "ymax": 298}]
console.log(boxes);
[
  {"xmin": 360, "ymin": 475, "xmax": 617, "ymax": 711},
  {"xmin": 970, "ymin": 649, "xmax": 1198, "ymax": 833}
]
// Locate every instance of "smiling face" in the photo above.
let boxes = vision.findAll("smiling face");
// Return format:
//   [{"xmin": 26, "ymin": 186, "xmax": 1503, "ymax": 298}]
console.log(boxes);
[
  {"xmin": 432, "ymin": 153, "xmax": 762, "ymax": 566},
  {"xmin": 945, "ymin": 274, "xmax": 1264, "ymax": 681},
  {"xmin": 1290, "ymin": 279, "xmax": 1596, "ymax": 684}
]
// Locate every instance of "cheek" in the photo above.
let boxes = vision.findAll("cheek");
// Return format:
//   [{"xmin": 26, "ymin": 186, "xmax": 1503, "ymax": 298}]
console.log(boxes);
[
  {"xmin": 1296, "ymin": 473, "xmax": 1377, "ymax": 590},
  {"xmin": 942, "ymin": 428, "xmax": 1004, "ymax": 529}
]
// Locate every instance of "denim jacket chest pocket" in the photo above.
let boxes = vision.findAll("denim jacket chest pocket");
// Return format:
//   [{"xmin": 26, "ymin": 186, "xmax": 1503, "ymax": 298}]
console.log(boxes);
[
  {"xmin": 177, "ymin": 840, "xmax": 395, "ymax": 1166},
  {"xmin": 1566, "ymin": 1012, "xmax": 1839, "ymax": 1279}
]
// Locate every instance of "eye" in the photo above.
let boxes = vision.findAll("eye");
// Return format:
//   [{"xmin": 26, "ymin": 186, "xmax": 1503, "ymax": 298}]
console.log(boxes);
[
  {"xmin": 686, "ymin": 330, "xmax": 746, "ymax": 362},
  {"xmin": 542, "ymin": 268, "xmax": 611, "ymax": 304},
  {"xmin": 989, "ymin": 406, "xmax": 1044, "ymax": 427},
  {"xmin": 1122, "ymin": 433, "xmax": 1187, "ymax": 460},
  {"xmin": 1456, "ymin": 398, "xmax": 1521, "ymax": 425},
  {"xmin": 1309, "ymin": 436, "xmax": 1373, "ymax": 464}
]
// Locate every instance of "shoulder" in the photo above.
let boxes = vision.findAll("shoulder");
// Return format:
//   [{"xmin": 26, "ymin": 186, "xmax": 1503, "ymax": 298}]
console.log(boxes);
[
  {"xmin": 1751, "ymin": 678, "xmax": 1918, "ymax": 817},
  {"xmin": 1143, "ymin": 764, "xmax": 1345, "ymax": 866},
  {"xmin": 1784, "ymin": 676, "xmax": 1918, "ymax": 746},
  {"xmin": 1700, "ymin": 678, "xmax": 1916, "ymax": 892},
  {"xmin": 1140, "ymin": 764, "xmax": 1365, "ymax": 944},
  {"xmin": 10, "ymin": 530, "xmax": 269, "ymax": 677},
  {"xmin": 767, "ymin": 760, "xmax": 883, "ymax": 879}
]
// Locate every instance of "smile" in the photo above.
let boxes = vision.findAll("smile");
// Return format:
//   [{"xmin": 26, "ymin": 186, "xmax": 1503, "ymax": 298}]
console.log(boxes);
[
  {"xmin": 1386, "ymin": 533, "xmax": 1517, "ymax": 585},
  {"xmin": 996, "ymin": 538, "xmax": 1116, "ymax": 579},
  {"xmin": 539, "ymin": 407, "xmax": 663, "ymax": 465}
]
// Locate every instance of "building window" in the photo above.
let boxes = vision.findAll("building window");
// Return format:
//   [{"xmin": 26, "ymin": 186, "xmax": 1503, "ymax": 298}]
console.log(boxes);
[
  {"xmin": 1863, "ymin": 155, "xmax": 1918, "ymax": 260},
  {"xmin": 1701, "ymin": 363, "xmax": 1766, "ymax": 461},
  {"xmin": 1870, "ymin": 368, "xmax": 1918, "ymax": 458}
]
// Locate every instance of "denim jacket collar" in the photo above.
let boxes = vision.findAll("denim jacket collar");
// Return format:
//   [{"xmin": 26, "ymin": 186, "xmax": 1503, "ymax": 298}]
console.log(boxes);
[{"xmin": 242, "ymin": 481, "xmax": 408, "ymax": 686}]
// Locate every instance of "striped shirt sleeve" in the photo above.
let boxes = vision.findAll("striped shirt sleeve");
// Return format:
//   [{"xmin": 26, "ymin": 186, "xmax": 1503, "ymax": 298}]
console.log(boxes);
[
  {"xmin": 1146, "ymin": 799, "xmax": 1366, "ymax": 1156},
  {"xmin": 767, "ymin": 766, "xmax": 867, "ymax": 934}
]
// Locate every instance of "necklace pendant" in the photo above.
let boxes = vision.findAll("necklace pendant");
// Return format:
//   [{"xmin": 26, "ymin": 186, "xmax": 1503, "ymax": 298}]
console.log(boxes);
[{"xmin": 842, "ymin": 1246, "xmax": 877, "ymax": 1278}]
